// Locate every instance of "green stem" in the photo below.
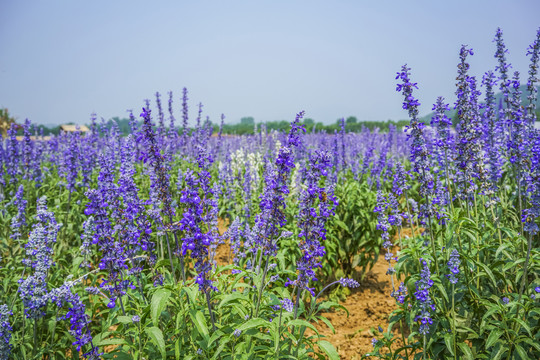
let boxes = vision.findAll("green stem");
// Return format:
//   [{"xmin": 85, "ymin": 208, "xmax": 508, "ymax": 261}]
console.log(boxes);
[
  {"xmin": 452, "ymin": 283, "xmax": 456, "ymax": 360},
  {"xmin": 423, "ymin": 333, "xmax": 427, "ymax": 360},
  {"xmin": 254, "ymin": 256, "xmax": 270, "ymax": 318},
  {"xmin": 404, "ymin": 191, "xmax": 416, "ymax": 238}
]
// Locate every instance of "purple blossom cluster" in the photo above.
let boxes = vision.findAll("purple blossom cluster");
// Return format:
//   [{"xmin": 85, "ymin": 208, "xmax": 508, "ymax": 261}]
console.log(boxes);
[
  {"xmin": 18, "ymin": 196, "xmax": 59, "ymax": 319},
  {"xmin": 414, "ymin": 259, "xmax": 435, "ymax": 335},
  {"xmin": 286, "ymin": 149, "xmax": 334, "ymax": 295},
  {"xmin": 255, "ymin": 111, "xmax": 306, "ymax": 257},
  {"xmin": 446, "ymin": 249, "xmax": 461, "ymax": 285},
  {"xmin": 0, "ymin": 305, "xmax": 13, "ymax": 360},
  {"xmin": 10, "ymin": 185, "xmax": 27, "ymax": 240},
  {"xmin": 49, "ymin": 282, "xmax": 101, "ymax": 359}
]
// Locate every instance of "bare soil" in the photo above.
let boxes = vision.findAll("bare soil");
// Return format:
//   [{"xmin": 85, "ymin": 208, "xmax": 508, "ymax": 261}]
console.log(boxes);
[{"xmin": 315, "ymin": 255, "xmax": 400, "ymax": 359}]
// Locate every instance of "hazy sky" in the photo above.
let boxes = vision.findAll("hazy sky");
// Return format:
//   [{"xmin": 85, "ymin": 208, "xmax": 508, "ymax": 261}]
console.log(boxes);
[{"xmin": 1, "ymin": 1, "xmax": 539, "ymax": 126}]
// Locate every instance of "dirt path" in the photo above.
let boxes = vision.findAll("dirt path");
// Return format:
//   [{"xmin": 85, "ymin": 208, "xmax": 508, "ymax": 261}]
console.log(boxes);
[{"xmin": 316, "ymin": 255, "xmax": 399, "ymax": 359}]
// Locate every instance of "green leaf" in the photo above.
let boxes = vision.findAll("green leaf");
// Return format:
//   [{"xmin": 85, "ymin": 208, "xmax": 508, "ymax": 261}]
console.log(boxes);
[
  {"xmin": 317, "ymin": 315, "xmax": 336, "ymax": 334},
  {"xmin": 218, "ymin": 293, "xmax": 246, "ymax": 308},
  {"xmin": 286, "ymin": 319, "xmax": 319, "ymax": 335},
  {"xmin": 117, "ymin": 316, "xmax": 133, "ymax": 324},
  {"xmin": 512, "ymin": 318, "xmax": 532, "ymax": 337},
  {"xmin": 236, "ymin": 318, "xmax": 269, "ymax": 332},
  {"xmin": 175, "ymin": 338, "xmax": 181, "ymax": 360},
  {"xmin": 210, "ymin": 338, "xmax": 231, "ymax": 360},
  {"xmin": 317, "ymin": 340, "xmax": 339, "ymax": 360},
  {"xmin": 443, "ymin": 333, "xmax": 454, "ymax": 356},
  {"xmin": 514, "ymin": 345, "xmax": 528, "ymax": 359},
  {"xmin": 145, "ymin": 326, "xmax": 166, "ymax": 359},
  {"xmin": 151, "ymin": 288, "xmax": 172, "ymax": 326},
  {"xmin": 457, "ymin": 342, "xmax": 474, "ymax": 360},
  {"xmin": 190, "ymin": 310, "xmax": 210, "ymax": 339},
  {"xmin": 476, "ymin": 261, "xmax": 498, "ymax": 288},
  {"xmin": 486, "ymin": 329, "xmax": 503, "ymax": 349},
  {"xmin": 334, "ymin": 219, "xmax": 349, "ymax": 232}
]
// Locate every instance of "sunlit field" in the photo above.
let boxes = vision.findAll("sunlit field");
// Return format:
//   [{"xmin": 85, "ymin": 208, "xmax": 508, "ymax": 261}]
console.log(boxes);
[{"xmin": 1, "ymin": 27, "xmax": 539, "ymax": 360}]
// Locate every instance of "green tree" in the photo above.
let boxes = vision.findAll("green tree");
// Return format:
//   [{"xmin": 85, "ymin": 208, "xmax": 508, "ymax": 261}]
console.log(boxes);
[{"xmin": 240, "ymin": 117, "xmax": 255, "ymax": 126}]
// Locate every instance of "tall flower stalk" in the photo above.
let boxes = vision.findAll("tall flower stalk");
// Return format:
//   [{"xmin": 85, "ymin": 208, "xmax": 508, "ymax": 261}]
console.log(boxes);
[{"xmin": 396, "ymin": 64, "xmax": 439, "ymax": 272}]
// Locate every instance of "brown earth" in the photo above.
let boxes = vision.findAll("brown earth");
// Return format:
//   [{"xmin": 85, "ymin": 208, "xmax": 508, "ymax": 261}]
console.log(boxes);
[{"xmin": 315, "ymin": 255, "xmax": 402, "ymax": 359}]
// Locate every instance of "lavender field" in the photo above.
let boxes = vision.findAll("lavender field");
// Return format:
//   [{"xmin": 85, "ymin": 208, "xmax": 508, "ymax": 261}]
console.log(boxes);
[{"xmin": 1, "ymin": 27, "xmax": 540, "ymax": 360}]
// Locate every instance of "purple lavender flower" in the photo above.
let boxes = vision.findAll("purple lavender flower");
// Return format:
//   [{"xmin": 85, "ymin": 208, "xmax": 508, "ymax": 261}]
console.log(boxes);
[
  {"xmin": 181, "ymin": 87, "xmax": 189, "ymax": 148},
  {"xmin": 21, "ymin": 119, "xmax": 34, "ymax": 180},
  {"xmin": 523, "ymin": 131, "xmax": 540, "ymax": 234},
  {"xmin": 414, "ymin": 259, "xmax": 435, "ymax": 335},
  {"xmin": 281, "ymin": 298, "xmax": 294, "ymax": 313},
  {"xmin": 167, "ymin": 91, "xmax": 177, "ymax": 139},
  {"xmin": 255, "ymin": 111, "xmax": 306, "ymax": 257},
  {"xmin": 178, "ymin": 145, "xmax": 217, "ymax": 293},
  {"xmin": 374, "ymin": 191, "xmax": 391, "ymax": 244},
  {"xmin": 392, "ymin": 161, "xmax": 409, "ymax": 197},
  {"xmin": 117, "ymin": 135, "xmax": 156, "ymax": 270},
  {"xmin": 392, "ymin": 282, "xmax": 408, "ymax": 304},
  {"xmin": 155, "ymin": 91, "xmax": 165, "ymax": 137},
  {"xmin": 49, "ymin": 282, "xmax": 101, "ymax": 359},
  {"xmin": 454, "ymin": 47, "xmax": 488, "ymax": 199},
  {"xmin": 507, "ymin": 72, "xmax": 528, "ymax": 167},
  {"xmin": 446, "ymin": 249, "xmax": 460, "ymax": 284},
  {"xmin": 286, "ymin": 150, "xmax": 334, "ymax": 295},
  {"xmin": 84, "ymin": 154, "xmax": 129, "ymax": 306},
  {"xmin": 60, "ymin": 132, "xmax": 80, "ymax": 194},
  {"xmin": 494, "ymin": 28, "xmax": 512, "ymax": 110},
  {"xmin": 225, "ymin": 218, "xmax": 244, "ymax": 265},
  {"xmin": 18, "ymin": 196, "xmax": 59, "ymax": 319},
  {"xmin": 233, "ymin": 329, "xmax": 242, "ymax": 337},
  {"xmin": 338, "ymin": 278, "xmax": 360, "ymax": 288},
  {"xmin": 5, "ymin": 124, "xmax": 20, "ymax": 182},
  {"xmin": 10, "ymin": 185, "xmax": 27, "ymax": 241},
  {"xmin": 430, "ymin": 97, "xmax": 453, "ymax": 177},
  {"xmin": 525, "ymin": 28, "xmax": 540, "ymax": 126},
  {"xmin": 396, "ymin": 65, "xmax": 434, "ymax": 211},
  {"xmin": 0, "ymin": 304, "xmax": 13, "ymax": 359},
  {"xmin": 482, "ymin": 70, "xmax": 504, "ymax": 188}
]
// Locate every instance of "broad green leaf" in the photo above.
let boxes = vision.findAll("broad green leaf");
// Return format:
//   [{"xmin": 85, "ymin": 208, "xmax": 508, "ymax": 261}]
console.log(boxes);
[
  {"xmin": 190, "ymin": 310, "xmax": 210, "ymax": 339},
  {"xmin": 443, "ymin": 333, "xmax": 454, "ymax": 355},
  {"xmin": 486, "ymin": 329, "xmax": 503, "ymax": 349},
  {"xmin": 457, "ymin": 342, "xmax": 474, "ymax": 360},
  {"xmin": 145, "ymin": 326, "xmax": 166, "ymax": 359},
  {"xmin": 514, "ymin": 345, "xmax": 528, "ymax": 359},
  {"xmin": 117, "ymin": 316, "xmax": 133, "ymax": 324},
  {"xmin": 317, "ymin": 340, "xmax": 339, "ymax": 360},
  {"xmin": 236, "ymin": 318, "xmax": 269, "ymax": 332},
  {"xmin": 286, "ymin": 319, "xmax": 318, "ymax": 335},
  {"xmin": 151, "ymin": 288, "xmax": 172, "ymax": 326}
]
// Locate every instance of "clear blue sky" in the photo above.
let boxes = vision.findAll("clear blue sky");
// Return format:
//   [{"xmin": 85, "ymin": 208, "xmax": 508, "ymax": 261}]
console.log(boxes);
[{"xmin": 0, "ymin": 1, "xmax": 539, "ymax": 126}]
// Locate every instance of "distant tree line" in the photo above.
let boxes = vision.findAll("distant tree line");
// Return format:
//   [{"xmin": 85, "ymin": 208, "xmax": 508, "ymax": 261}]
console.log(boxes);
[
  {"xmin": 217, "ymin": 116, "xmax": 411, "ymax": 135},
  {"xmin": 5, "ymin": 109, "xmax": 540, "ymax": 138}
]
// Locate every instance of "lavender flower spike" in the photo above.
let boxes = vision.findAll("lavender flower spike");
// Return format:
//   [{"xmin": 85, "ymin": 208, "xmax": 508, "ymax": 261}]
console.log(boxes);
[
  {"xmin": 0, "ymin": 304, "xmax": 13, "ymax": 360},
  {"xmin": 18, "ymin": 196, "xmax": 60, "ymax": 319},
  {"xmin": 446, "ymin": 249, "xmax": 460, "ymax": 284},
  {"xmin": 414, "ymin": 259, "xmax": 435, "ymax": 335}
]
